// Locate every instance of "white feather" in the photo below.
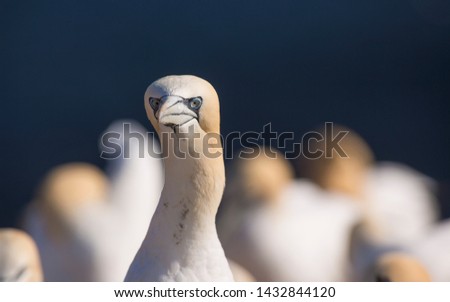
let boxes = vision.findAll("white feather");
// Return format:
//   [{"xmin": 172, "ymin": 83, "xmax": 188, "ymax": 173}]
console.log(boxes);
[
  {"xmin": 364, "ymin": 162, "xmax": 439, "ymax": 246},
  {"xmin": 224, "ymin": 180, "xmax": 361, "ymax": 281}
]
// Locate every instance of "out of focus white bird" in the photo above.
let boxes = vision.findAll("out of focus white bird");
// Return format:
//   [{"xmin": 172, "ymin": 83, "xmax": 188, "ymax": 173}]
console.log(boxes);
[
  {"xmin": 0, "ymin": 229, "xmax": 43, "ymax": 282},
  {"xmin": 298, "ymin": 125, "xmax": 440, "ymax": 280},
  {"xmin": 125, "ymin": 75, "xmax": 233, "ymax": 281},
  {"xmin": 364, "ymin": 162, "xmax": 439, "ymax": 246},
  {"xmin": 298, "ymin": 125, "xmax": 439, "ymax": 245},
  {"xmin": 349, "ymin": 224, "xmax": 434, "ymax": 281},
  {"xmin": 218, "ymin": 146, "xmax": 295, "ymax": 248},
  {"xmin": 23, "ymin": 120, "xmax": 163, "ymax": 281},
  {"xmin": 219, "ymin": 147, "xmax": 361, "ymax": 281}
]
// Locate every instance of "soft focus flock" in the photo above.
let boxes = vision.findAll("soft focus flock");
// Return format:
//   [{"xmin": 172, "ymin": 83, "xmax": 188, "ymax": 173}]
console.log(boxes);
[{"xmin": 1, "ymin": 75, "xmax": 449, "ymax": 282}]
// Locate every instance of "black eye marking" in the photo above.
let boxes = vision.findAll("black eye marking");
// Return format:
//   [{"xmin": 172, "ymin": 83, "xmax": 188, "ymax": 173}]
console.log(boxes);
[
  {"xmin": 148, "ymin": 95, "xmax": 203, "ymax": 120},
  {"xmin": 149, "ymin": 97, "xmax": 161, "ymax": 112},
  {"xmin": 188, "ymin": 97, "xmax": 203, "ymax": 110}
]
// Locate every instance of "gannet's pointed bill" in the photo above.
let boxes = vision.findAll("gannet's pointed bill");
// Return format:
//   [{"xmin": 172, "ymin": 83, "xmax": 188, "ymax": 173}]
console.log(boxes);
[{"xmin": 144, "ymin": 75, "xmax": 220, "ymax": 135}]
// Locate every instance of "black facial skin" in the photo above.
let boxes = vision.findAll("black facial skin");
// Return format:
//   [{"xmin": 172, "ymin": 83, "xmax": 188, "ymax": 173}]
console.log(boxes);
[{"xmin": 148, "ymin": 95, "xmax": 203, "ymax": 121}]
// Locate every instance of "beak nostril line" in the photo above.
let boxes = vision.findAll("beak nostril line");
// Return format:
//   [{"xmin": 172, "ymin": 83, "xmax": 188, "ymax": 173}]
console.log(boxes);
[{"xmin": 166, "ymin": 100, "xmax": 182, "ymax": 110}]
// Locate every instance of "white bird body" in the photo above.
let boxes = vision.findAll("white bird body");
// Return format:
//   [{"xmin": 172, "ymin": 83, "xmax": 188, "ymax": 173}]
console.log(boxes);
[
  {"xmin": 23, "ymin": 202, "xmax": 93, "ymax": 281},
  {"xmin": 125, "ymin": 75, "xmax": 233, "ymax": 281},
  {"xmin": 283, "ymin": 182, "xmax": 361, "ymax": 281},
  {"xmin": 343, "ymin": 162, "xmax": 440, "ymax": 281},
  {"xmin": 23, "ymin": 120, "xmax": 164, "ymax": 281},
  {"xmin": 299, "ymin": 127, "xmax": 438, "ymax": 248},
  {"xmin": 364, "ymin": 162, "xmax": 439, "ymax": 246},
  {"xmin": 356, "ymin": 163, "xmax": 446, "ymax": 282},
  {"xmin": 224, "ymin": 178, "xmax": 361, "ymax": 282},
  {"xmin": 126, "ymin": 144, "xmax": 231, "ymax": 281},
  {"xmin": 297, "ymin": 126, "xmax": 440, "ymax": 281}
]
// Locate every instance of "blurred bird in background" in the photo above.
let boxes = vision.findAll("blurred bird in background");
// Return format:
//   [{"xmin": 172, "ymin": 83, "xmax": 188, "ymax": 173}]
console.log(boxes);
[
  {"xmin": 2, "ymin": 0, "xmax": 450, "ymax": 284},
  {"xmin": 21, "ymin": 120, "xmax": 163, "ymax": 281},
  {"xmin": 218, "ymin": 146, "xmax": 361, "ymax": 281},
  {"xmin": 0, "ymin": 228, "xmax": 43, "ymax": 282},
  {"xmin": 297, "ymin": 125, "xmax": 444, "ymax": 281},
  {"xmin": 2, "ymin": 104, "xmax": 445, "ymax": 282},
  {"xmin": 297, "ymin": 125, "xmax": 439, "ymax": 246}
]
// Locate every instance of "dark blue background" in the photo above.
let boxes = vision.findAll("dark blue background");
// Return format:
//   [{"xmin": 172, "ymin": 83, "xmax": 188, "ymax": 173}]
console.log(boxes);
[{"xmin": 1, "ymin": 0, "xmax": 450, "ymax": 226}]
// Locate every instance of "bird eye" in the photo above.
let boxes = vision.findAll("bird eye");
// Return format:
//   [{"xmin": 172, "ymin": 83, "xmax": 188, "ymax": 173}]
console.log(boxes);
[
  {"xmin": 189, "ymin": 97, "xmax": 203, "ymax": 110},
  {"xmin": 149, "ymin": 98, "xmax": 161, "ymax": 111}
]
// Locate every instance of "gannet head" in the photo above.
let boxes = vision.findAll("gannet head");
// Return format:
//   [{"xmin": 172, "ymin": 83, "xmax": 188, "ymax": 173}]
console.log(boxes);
[
  {"xmin": 144, "ymin": 75, "xmax": 221, "ymax": 136},
  {"xmin": 375, "ymin": 252, "xmax": 431, "ymax": 282},
  {"xmin": 227, "ymin": 146, "xmax": 294, "ymax": 205},
  {"xmin": 298, "ymin": 125, "xmax": 374, "ymax": 200},
  {"xmin": 0, "ymin": 229, "xmax": 43, "ymax": 282},
  {"xmin": 35, "ymin": 163, "xmax": 109, "ymax": 239},
  {"xmin": 38, "ymin": 163, "xmax": 109, "ymax": 207}
]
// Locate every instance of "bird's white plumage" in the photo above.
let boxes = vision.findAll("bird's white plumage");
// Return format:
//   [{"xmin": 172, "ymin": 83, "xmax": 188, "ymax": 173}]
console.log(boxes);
[
  {"xmin": 324, "ymin": 161, "xmax": 441, "ymax": 281},
  {"xmin": 364, "ymin": 162, "xmax": 439, "ymax": 246},
  {"xmin": 125, "ymin": 75, "xmax": 233, "ymax": 282},
  {"xmin": 126, "ymin": 148, "xmax": 232, "ymax": 281},
  {"xmin": 224, "ymin": 179, "xmax": 361, "ymax": 281},
  {"xmin": 298, "ymin": 127, "xmax": 438, "ymax": 250}
]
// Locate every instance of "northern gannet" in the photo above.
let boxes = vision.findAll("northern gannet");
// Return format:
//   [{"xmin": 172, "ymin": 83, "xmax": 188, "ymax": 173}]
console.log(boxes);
[
  {"xmin": 125, "ymin": 75, "xmax": 233, "ymax": 281},
  {"xmin": 218, "ymin": 146, "xmax": 295, "ymax": 248},
  {"xmin": 23, "ymin": 163, "xmax": 108, "ymax": 281},
  {"xmin": 349, "ymin": 225, "xmax": 433, "ymax": 281},
  {"xmin": 364, "ymin": 162, "xmax": 439, "ymax": 246},
  {"xmin": 298, "ymin": 125, "xmax": 439, "ymax": 246},
  {"xmin": 219, "ymin": 146, "xmax": 361, "ymax": 281},
  {"xmin": 298, "ymin": 125, "xmax": 440, "ymax": 281},
  {"xmin": 23, "ymin": 120, "xmax": 163, "ymax": 281},
  {"xmin": 352, "ymin": 202, "xmax": 450, "ymax": 281},
  {"xmin": 0, "ymin": 229, "xmax": 43, "ymax": 282}
]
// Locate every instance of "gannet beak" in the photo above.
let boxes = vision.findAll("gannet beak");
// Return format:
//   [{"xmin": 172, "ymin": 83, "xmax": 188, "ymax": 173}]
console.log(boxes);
[{"xmin": 157, "ymin": 96, "xmax": 197, "ymax": 128}]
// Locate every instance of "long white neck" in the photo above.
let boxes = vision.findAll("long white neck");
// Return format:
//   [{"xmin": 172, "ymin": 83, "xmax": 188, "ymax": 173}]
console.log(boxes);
[
  {"xmin": 127, "ymin": 127, "xmax": 232, "ymax": 281},
  {"xmin": 149, "ymin": 143, "xmax": 225, "ymax": 247}
]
